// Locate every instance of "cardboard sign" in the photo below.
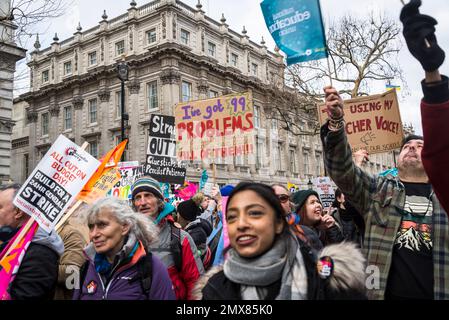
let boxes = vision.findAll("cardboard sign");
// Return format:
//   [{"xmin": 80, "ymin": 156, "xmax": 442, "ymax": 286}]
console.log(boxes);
[
  {"xmin": 144, "ymin": 114, "xmax": 186, "ymax": 184},
  {"xmin": 313, "ymin": 176, "xmax": 335, "ymax": 209},
  {"xmin": 317, "ymin": 90, "xmax": 404, "ymax": 154},
  {"xmin": 107, "ymin": 161, "xmax": 143, "ymax": 201},
  {"xmin": 13, "ymin": 135, "xmax": 100, "ymax": 232},
  {"xmin": 175, "ymin": 92, "xmax": 254, "ymax": 161}
]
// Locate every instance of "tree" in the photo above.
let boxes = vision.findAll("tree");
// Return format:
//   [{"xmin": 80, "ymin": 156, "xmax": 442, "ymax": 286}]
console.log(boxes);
[
  {"xmin": 268, "ymin": 11, "xmax": 404, "ymax": 136},
  {"xmin": 1, "ymin": 0, "xmax": 70, "ymax": 90}
]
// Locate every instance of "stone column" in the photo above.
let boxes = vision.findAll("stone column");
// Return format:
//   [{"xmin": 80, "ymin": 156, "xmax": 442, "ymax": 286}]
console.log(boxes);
[{"xmin": 0, "ymin": 0, "xmax": 26, "ymax": 182}]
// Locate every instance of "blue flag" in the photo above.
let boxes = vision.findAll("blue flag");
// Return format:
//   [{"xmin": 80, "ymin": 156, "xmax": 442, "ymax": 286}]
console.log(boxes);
[
  {"xmin": 261, "ymin": 0, "xmax": 328, "ymax": 65},
  {"xmin": 199, "ymin": 169, "xmax": 208, "ymax": 191}
]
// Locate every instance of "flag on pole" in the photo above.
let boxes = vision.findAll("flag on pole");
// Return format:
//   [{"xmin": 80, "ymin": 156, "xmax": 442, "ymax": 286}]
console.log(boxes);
[
  {"xmin": 386, "ymin": 84, "xmax": 401, "ymax": 91},
  {"xmin": 261, "ymin": 0, "xmax": 328, "ymax": 65},
  {"xmin": 77, "ymin": 140, "xmax": 128, "ymax": 204},
  {"xmin": 0, "ymin": 220, "xmax": 39, "ymax": 300}
]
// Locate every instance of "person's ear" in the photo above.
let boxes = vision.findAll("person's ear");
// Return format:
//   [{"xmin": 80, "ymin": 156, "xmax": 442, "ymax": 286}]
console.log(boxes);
[
  {"xmin": 121, "ymin": 223, "xmax": 130, "ymax": 236},
  {"xmin": 14, "ymin": 208, "xmax": 25, "ymax": 220},
  {"xmin": 275, "ymin": 218, "xmax": 284, "ymax": 235}
]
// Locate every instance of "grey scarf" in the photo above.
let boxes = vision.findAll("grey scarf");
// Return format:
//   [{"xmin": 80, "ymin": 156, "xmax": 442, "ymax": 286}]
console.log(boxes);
[{"xmin": 223, "ymin": 233, "xmax": 308, "ymax": 300}]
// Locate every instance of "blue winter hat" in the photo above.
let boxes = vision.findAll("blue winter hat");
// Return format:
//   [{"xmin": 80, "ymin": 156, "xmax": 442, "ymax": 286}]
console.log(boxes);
[{"xmin": 220, "ymin": 185, "xmax": 234, "ymax": 197}]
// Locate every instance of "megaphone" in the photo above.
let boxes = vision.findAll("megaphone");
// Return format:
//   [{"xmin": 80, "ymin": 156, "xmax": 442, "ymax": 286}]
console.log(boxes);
[{"xmin": 360, "ymin": 132, "xmax": 375, "ymax": 145}]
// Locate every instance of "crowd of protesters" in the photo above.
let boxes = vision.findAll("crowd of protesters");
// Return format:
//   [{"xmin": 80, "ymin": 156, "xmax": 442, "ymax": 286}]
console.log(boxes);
[{"xmin": 1, "ymin": 0, "xmax": 449, "ymax": 301}]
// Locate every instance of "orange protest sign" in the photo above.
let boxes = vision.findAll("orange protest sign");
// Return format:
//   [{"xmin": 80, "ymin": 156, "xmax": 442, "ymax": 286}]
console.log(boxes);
[
  {"xmin": 317, "ymin": 90, "xmax": 404, "ymax": 154},
  {"xmin": 76, "ymin": 140, "xmax": 127, "ymax": 203}
]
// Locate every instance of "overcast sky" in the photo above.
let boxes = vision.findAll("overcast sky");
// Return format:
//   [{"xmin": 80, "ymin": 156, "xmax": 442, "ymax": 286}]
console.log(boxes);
[{"xmin": 15, "ymin": 0, "xmax": 449, "ymax": 135}]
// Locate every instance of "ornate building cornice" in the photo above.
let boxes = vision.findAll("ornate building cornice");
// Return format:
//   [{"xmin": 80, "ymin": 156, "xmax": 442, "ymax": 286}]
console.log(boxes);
[
  {"xmin": 127, "ymin": 79, "xmax": 140, "ymax": 94},
  {"xmin": 98, "ymin": 89, "xmax": 111, "ymax": 102},
  {"xmin": 49, "ymin": 104, "xmax": 60, "ymax": 117},
  {"xmin": 26, "ymin": 109, "xmax": 38, "ymax": 123},
  {"xmin": 160, "ymin": 69, "xmax": 180, "ymax": 85},
  {"xmin": 72, "ymin": 96, "xmax": 84, "ymax": 110},
  {"xmin": 197, "ymin": 79, "xmax": 209, "ymax": 94}
]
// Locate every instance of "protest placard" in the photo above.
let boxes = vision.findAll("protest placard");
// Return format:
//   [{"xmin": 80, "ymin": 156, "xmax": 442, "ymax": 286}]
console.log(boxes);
[
  {"xmin": 144, "ymin": 114, "xmax": 186, "ymax": 185},
  {"xmin": 317, "ymin": 89, "xmax": 404, "ymax": 154},
  {"xmin": 175, "ymin": 92, "xmax": 254, "ymax": 162},
  {"xmin": 261, "ymin": 0, "xmax": 328, "ymax": 65},
  {"xmin": 107, "ymin": 161, "xmax": 143, "ymax": 201},
  {"xmin": 313, "ymin": 176, "xmax": 335, "ymax": 209},
  {"xmin": 13, "ymin": 135, "xmax": 100, "ymax": 232}
]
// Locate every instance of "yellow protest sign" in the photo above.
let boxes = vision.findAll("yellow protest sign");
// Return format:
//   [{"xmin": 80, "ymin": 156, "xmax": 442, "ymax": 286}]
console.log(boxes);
[
  {"xmin": 317, "ymin": 90, "xmax": 404, "ymax": 154},
  {"xmin": 175, "ymin": 92, "xmax": 254, "ymax": 161}
]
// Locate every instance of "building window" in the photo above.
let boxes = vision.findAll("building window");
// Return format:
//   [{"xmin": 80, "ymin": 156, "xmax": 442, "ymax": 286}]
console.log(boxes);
[
  {"xmin": 64, "ymin": 106, "xmax": 72, "ymax": 130},
  {"xmin": 146, "ymin": 29, "xmax": 156, "ymax": 44},
  {"xmin": 256, "ymin": 137, "xmax": 263, "ymax": 168},
  {"xmin": 303, "ymin": 152, "xmax": 309, "ymax": 175},
  {"xmin": 290, "ymin": 148, "xmax": 297, "ymax": 173},
  {"xmin": 88, "ymin": 51, "xmax": 97, "ymax": 66},
  {"xmin": 274, "ymin": 142, "xmax": 282, "ymax": 171},
  {"xmin": 253, "ymin": 105, "xmax": 260, "ymax": 129},
  {"xmin": 88, "ymin": 99, "xmax": 97, "ymax": 124},
  {"xmin": 39, "ymin": 147, "xmax": 50, "ymax": 160},
  {"xmin": 116, "ymin": 91, "xmax": 124, "ymax": 118},
  {"xmin": 23, "ymin": 153, "xmax": 29, "ymax": 180},
  {"xmin": 208, "ymin": 42, "xmax": 216, "ymax": 57},
  {"xmin": 115, "ymin": 40, "xmax": 125, "ymax": 56},
  {"xmin": 208, "ymin": 90, "xmax": 218, "ymax": 98},
  {"xmin": 63, "ymin": 61, "xmax": 72, "ymax": 75},
  {"xmin": 180, "ymin": 29, "xmax": 190, "ymax": 45},
  {"xmin": 181, "ymin": 81, "xmax": 192, "ymax": 102},
  {"xmin": 271, "ymin": 118, "xmax": 278, "ymax": 133},
  {"xmin": 251, "ymin": 63, "xmax": 258, "ymax": 76},
  {"xmin": 41, "ymin": 70, "xmax": 49, "ymax": 83},
  {"xmin": 231, "ymin": 53, "xmax": 238, "ymax": 67},
  {"xmin": 41, "ymin": 113, "xmax": 49, "ymax": 136},
  {"xmin": 316, "ymin": 154, "xmax": 322, "ymax": 176},
  {"xmin": 88, "ymin": 140, "xmax": 99, "ymax": 159},
  {"xmin": 147, "ymin": 81, "xmax": 158, "ymax": 110}
]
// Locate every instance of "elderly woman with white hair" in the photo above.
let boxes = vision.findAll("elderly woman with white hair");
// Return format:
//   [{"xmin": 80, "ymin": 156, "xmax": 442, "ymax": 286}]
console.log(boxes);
[{"xmin": 73, "ymin": 197, "xmax": 175, "ymax": 300}]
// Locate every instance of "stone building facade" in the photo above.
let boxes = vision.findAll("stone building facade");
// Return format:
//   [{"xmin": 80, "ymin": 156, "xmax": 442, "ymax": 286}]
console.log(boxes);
[{"xmin": 11, "ymin": 0, "xmax": 396, "ymax": 187}]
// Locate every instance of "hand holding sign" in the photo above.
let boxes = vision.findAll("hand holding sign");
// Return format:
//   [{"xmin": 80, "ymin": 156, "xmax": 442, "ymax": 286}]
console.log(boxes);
[
  {"xmin": 323, "ymin": 86, "xmax": 345, "ymax": 120},
  {"xmin": 400, "ymin": 0, "xmax": 445, "ymax": 72}
]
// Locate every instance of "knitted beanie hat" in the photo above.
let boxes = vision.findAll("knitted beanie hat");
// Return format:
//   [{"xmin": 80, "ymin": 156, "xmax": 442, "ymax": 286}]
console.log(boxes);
[
  {"xmin": 131, "ymin": 176, "xmax": 163, "ymax": 201},
  {"xmin": 177, "ymin": 199, "xmax": 201, "ymax": 222},
  {"xmin": 291, "ymin": 190, "xmax": 321, "ymax": 212}
]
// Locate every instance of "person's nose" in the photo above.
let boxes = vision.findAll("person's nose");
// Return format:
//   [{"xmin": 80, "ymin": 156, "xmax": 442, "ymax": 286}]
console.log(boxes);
[
  {"xmin": 236, "ymin": 214, "xmax": 250, "ymax": 231},
  {"xmin": 89, "ymin": 226, "xmax": 99, "ymax": 240}
]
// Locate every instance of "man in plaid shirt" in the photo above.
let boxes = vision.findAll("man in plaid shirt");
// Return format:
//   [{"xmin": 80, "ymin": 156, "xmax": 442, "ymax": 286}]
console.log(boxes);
[{"xmin": 319, "ymin": 1, "xmax": 449, "ymax": 299}]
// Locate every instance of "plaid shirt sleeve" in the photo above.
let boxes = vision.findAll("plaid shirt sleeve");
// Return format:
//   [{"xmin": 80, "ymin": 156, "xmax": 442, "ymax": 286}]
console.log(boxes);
[{"xmin": 320, "ymin": 122, "xmax": 376, "ymax": 216}]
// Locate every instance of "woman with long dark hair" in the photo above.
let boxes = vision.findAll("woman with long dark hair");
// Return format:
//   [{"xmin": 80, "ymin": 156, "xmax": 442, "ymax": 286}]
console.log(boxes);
[{"xmin": 194, "ymin": 182, "xmax": 367, "ymax": 300}]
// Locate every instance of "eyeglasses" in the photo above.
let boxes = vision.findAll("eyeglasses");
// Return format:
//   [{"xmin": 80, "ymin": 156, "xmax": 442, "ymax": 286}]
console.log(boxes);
[{"xmin": 277, "ymin": 194, "xmax": 290, "ymax": 203}]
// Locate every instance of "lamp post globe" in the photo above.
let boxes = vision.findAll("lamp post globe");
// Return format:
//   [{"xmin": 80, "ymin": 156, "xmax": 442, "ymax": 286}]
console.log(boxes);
[{"xmin": 307, "ymin": 178, "xmax": 313, "ymax": 190}]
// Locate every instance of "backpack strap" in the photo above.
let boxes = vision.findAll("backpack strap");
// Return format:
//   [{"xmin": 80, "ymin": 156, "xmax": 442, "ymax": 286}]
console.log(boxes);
[
  {"xmin": 169, "ymin": 223, "xmax": 183, "ymax": 272},
  {"xmin": 78, "ymin": 260, "xmax": 90, "ymax": 290},
  {"xmin": 136, "ymin": 251, "xmax": 153, "ymax": 298}
]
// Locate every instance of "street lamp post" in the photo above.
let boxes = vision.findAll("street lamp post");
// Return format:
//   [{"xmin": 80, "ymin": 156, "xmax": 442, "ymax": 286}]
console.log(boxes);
[
  {"xmin": 116, "ymin": 58, "xmax": 129, "ymax": 160},
  {"xmin": 307, "ymin": 178, "xmax": 313, "ymax": 190}
]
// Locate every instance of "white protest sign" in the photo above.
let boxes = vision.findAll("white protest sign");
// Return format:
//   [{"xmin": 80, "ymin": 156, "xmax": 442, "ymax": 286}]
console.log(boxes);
[
  {"xmin": 13, "ymin": 135, "xmax": 100, "ymax": 232},
  {"xmin": 313, "ymin": 177, "xmax": 335, "ymax": 209}
]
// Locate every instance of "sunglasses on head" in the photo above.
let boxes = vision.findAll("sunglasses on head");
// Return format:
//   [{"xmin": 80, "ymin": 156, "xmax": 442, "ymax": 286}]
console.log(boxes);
[{"xmin": 278, "ymin": 194, "xmax": 290, "ymax": 203}]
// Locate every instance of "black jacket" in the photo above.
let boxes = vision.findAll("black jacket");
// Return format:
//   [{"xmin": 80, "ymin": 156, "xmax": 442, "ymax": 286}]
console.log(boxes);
[
  {"xmin": 9, "ymin": 243, "xmax": 60, "ymax": 300},
  {"xmin": 0, "ymin": 227, "xmax": 61, "ymax": 300}
]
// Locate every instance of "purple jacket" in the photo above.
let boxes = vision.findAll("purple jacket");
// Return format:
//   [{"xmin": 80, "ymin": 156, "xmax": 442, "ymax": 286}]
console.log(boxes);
[{"xmin": 73, "ymin": 242, "xmax": 175, "ymax": 300}]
